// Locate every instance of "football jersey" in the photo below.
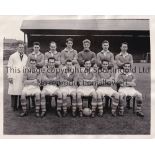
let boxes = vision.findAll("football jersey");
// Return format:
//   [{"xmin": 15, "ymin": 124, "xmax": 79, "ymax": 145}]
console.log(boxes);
[
  {"xmin": 23, "ymin": 67, "xmax": 39, "ymax": 83},
  {"xmin": 60, "ymin": 48, "xmax": 78, "ymax": 65},
  {"xmin": 60, "ymin": 66, "xmax": 78, "ymax": 86},
  {"xmin": 78, "ymin": 50, "xmax": 96, "ymax": 66},
  {"xmin": 45, "ymin": 66, "xmax": 58, "ymax": 80},
  {"xmin": 40, "ymin": 65, "xmax": 59, "ymax": 86},
  {"xmin": 78, "ymin": 68, "xmax": 96, "ymax": 86},
  {"xmin": 27, "ymin": 51, "xmax": 44, "ymax": 68},
  {"xmin": 115, "ymin": 52, "xmax": 133, "ymax": 68},
  {"xmin": 97, "ymin": 50, "xmax": 114, "ymax": 66},
  {"xmin": 117, "ymin": 72, "xmax": 135, "ymax": 87},
  {"xmin": 45, "ymin": 51, "xmax": 60, "ymax": 65},
  {"xmin": 97, "ymin": 69, "xmax": 114, "ymax": 87}
]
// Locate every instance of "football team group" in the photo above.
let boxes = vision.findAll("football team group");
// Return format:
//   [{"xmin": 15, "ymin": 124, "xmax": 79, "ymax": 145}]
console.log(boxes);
[{"xmin": 7, "ymin": 38, "xmax": 144, "ymax": 118}]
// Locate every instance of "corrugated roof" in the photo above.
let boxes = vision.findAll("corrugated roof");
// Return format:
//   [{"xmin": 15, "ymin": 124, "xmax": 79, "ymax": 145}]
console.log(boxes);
[{"xmin": 20, "ymin": 19, "xmax": 149, "ymax": 31}]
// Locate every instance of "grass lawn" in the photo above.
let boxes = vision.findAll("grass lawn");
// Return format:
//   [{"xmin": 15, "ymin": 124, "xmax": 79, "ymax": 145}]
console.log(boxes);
[{"xmin": 3, "ymin": 61, "xmax": 151, "ymax": 135}]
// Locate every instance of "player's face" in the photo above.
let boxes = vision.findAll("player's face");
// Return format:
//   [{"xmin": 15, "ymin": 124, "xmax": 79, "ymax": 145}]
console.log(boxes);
[
  {"xmin": 33, "ymin": 45, "xmax": 40, "ymax": 52},
  {"xmin": 66, "ymin": 41, "xmax": 73, "ymax": 48},
  {"xmin": 123, "ymin": 64, "xmax": 131, "ymax": 73},
  {"xmin": 102, "ymin": 61, "xmax": 109, "ymax": 69},
  {"xmin": 84, "ymin": 61, "xmax": 91, "ymax": 69},
  {"xmin": 121, "ymin": 44, "xmax": 128, "ymax": 52},
  {"xmin": 66, "ymin": 62, "xmax": 72, "ymax": 69},
  {"xmin": 18, "ymin": 44, "xmax": 24, "ymax": 54},
  {"xmin": 48, "ymin": 59, "xmax": 55, "ymax": 67},
  {"xmin": 50, "ymin": 43, "xmax": 56, "ymax": 51},
  {"xmin": 102, "ymin": 43, "xmax": 109, "ymax": 51},
  {"xmin": 30, "ymin": 61, "xmax": 36, "ymax": 68},
  {"xmin": 83, "ymin": 42, "xmax": 90, "ymax": 50}
]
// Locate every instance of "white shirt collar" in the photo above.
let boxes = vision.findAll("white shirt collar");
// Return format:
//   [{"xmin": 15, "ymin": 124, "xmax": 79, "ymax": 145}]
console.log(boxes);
[
  {"xmin": 119, "ymin": 52, "xmax": 129, "ymax": 57},
  {"xmin": 32, "ymin": 51, "xmax": 41, "ymax": 55},
  {"xmin": 17, "ymin": 51, "xmax": 24, "ymax": 55},
  {"xmin": 64, "ymin": 48, "xmax": 74, "ymax": 52},
  {"xmin": 49, "ymin": 50, "xmax": 57, "ymax": 55},
  {"xmin": 101, "ymin": 50, "xmax": 110, "ymax": 54}
]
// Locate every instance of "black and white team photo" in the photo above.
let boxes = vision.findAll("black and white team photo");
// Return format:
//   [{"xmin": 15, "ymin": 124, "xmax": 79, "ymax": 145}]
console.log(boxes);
[{"xmin": 3, "ymin": 17, "xmax": 150, "ymax": 135}]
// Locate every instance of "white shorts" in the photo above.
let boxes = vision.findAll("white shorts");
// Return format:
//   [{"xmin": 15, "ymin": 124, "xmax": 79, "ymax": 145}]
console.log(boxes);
[
  {"xmin": 77, "ymin": 86, "xmax": 95, "ymax": 96},
  {"xmin": 60, "ymin": 86, "xmax": 76, "ymax": 95},
  {"xmin": 119, "ymin": 87, "xmax": 142, "ymax": 97},
  {"xmin": 22, "ymin": 85, "xmax": 41, "ymax": 96},
  {"xmin": 43, "ymin": 85, "xmax": 59, "ymax": 95},
  {"xmin": 96, "ymin": 87, "xmax": 117, "ymax": 97}
]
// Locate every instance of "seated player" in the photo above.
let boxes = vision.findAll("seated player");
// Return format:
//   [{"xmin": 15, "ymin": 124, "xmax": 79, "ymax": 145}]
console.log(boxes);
[
  {"xmin": 96, "ymin": 40, "xmax": 115, "ymax": 69},
  {"xmin": 45, "ymin": 41, "xmax": 61, "ymax": 67},
  {"xmin": 96, "ymin": 60, "xmax": 119, "ymax": 117},
  {"xmin": 78, "ymin": 39, "xmax": 96, "ymax": 67},
  {"xmin": 40, "ymin": 57, "xmax": 62, "ymax": 118},
  {"xmin": 20, "ymin": 59, "xmax": 41, "ymax": 117},
  {"xmin": 77, "ymin": 60, "xmax": 97, "ymax": 117},
  {"xmin": 60, "ymin": 38, "xmax": 78, "ymax": 66},
  {"xmin": 117, "ymin": 63, "xmax": 144, "ymax": 117},
  {"xmin": 59, "ymin": 59, "xmax": 78, "ymax": 117}
]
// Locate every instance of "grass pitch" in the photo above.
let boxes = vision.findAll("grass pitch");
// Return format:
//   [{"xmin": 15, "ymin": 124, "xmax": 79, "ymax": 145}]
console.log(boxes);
[{"xmin": 3, "ymin": 61, "xmax": 150, "ymax": 135}]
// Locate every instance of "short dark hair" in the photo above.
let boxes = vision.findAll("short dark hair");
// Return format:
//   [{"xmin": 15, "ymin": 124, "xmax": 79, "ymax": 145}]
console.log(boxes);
[
  {"xmin": 66, "ymin": 38, "xmax": 73, "ymax": 43},
  {"xmin": 101, "ymin": 59, "xmax": 109, "ymax": 64},
  {"xmin": 121, "ymin": 42, "xmax": 128, "ymax": 46},
  {"xmin": 102, "ymin": 40, "xmax": 109, "ymax": 44},
  {"xmin": 66, "ymin": 59, "xmax": 72, "ymax": 64},
  {"xmin": 48, "ymin": 57, "xmax": 56, "ymax": 62},
  {"xmin": 50, "ymin": 41, "xmax": 56, "ymax": 46},
  {"xmin": 84, "ymin": 60, "xmax": 91, "ymax": 64},
  {"xmin": 33, "ymin": 42, "xmax": 40, "ymax": 46},
  {"xmin": 123, "ymin": 62, "xmax": 131, "ymax": 67},
  {"xmin": 30, "ymin": 58, "xmax": 37, "ymax": 63}
]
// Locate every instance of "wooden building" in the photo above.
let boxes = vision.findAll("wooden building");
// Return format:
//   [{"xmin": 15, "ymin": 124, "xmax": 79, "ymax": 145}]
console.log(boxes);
[{"xmin": 20, "ymin": 19, "xmax": 150, "ymax": 62}]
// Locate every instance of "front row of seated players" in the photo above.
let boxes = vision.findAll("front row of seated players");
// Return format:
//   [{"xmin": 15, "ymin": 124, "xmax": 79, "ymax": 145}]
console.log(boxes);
[
  {"xmin": 19, "ymin": 57, "xmax": 144, "ymax": 118},
  {"xmin": 117, "ymin": 63, "xmax": 144, "ymax": 117}
]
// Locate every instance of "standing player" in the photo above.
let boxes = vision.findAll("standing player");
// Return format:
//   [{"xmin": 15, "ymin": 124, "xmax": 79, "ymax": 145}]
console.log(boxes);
[
  {"xmin": 77, "ymin": 60, "xmax": 97, "ymax": 117},
  {"xmin": 45, "ymin": 41, "xmax": 61, "ymax": 67},
  {"xmin": 20, "ymin": 59, "xmax": 41, "ymax": 117},
  {"xmin": 60, "ymin": 38, "xmax": 78, "ymax": 66},
  {"xmin": 40, "ymin": 57, "xmax": 62, "ymax": 117},
  {"xmin": 117, "ymin": 63, "xmax": 144, "ymax": 117},
  {"xmin": 7, "ymin": 41, "xmax": 28, "ymax": 111},
  {"xmin": 115, "ymin": 42, "xmax": 133, "ymax": 69},
  {"xmin": 59, "ymin": 59, "xmax": 78, "ymax": 117},
  {"xmin": 27, "ymin": 42, "xmax": 45, "ymax": 69},
  {"xmin": 96, "ymin": 60, "xmax": 119, "ymax": 117},
  {"xmin": 97, "ymin": 40, "xmax": 115, "ymax": 68},
  {"xmin": 78, "ymin": 39, "xmax": 96, "ymax": 67}
]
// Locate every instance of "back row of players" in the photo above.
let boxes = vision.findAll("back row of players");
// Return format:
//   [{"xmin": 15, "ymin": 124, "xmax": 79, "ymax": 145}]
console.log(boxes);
[
  {"xmin": 28, "ymin": 38, "xmax": 133, "ymax": 68},
  {"xmin": 11, "ymin": 38, "xmax": 144, "ymax": 118}
]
